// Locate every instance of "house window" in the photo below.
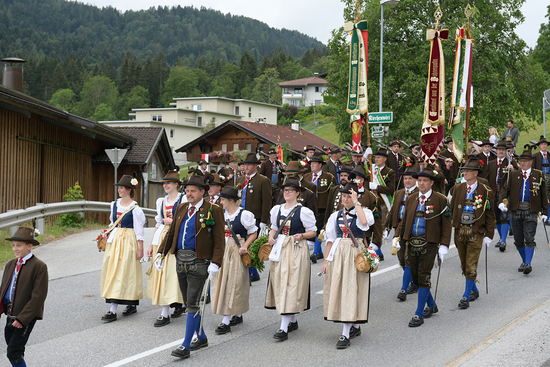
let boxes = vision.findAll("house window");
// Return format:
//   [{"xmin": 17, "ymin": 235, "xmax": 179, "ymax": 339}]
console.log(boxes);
[
  {"xmin": 222, "ymin": 144, "xmax": 227, "ymax": 152},
  {"xmin": 192, "ymin": 104, "xmax": 202, "ymax": 110},
  {"xmin": 315, "ymin": 86, "xmax": 322, "ymax": 93},
  {"xmin": 152, "ymin": 114, "xmax": 162, "ymax": 121},
  {"xmin": 246, "ymin": 143, "xmax": 252, "ymax": 151},
  {"xmin": 235, "ymin": 106, "xmax": 240, "ymax": 115},
  {"xmin": 248, "ymin": 107, "xmax": 252, "ymax": 118},
  {"xmin": 291, "ymin": 100, "xmax": 302, "ymax": 107},
  {"xmin": 294, "ymin": 88, "xmax": 303, "ymax": 94},
  {"xmin": 170, "ymin": 129, "xmax": 174, "ymax": 138},
  {"xmin": 315, "ymin": 100, "xmax": 322, "ymax": 105},
  {"xmin": 259, "ymin": 143, "xmax": 264, "ymax": 151},
  {"xmin": 233, "ymin": 143, "xmax": 239, "ymax": 151},
  {"xmin": 197, "ymin": 116, "xmax": 202, "ymax": 126}
]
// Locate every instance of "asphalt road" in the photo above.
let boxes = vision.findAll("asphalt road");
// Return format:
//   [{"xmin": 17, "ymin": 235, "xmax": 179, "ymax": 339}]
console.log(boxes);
[{"xmin": 8, "ymin": 223, "xmax": 550, "ymax": 366}]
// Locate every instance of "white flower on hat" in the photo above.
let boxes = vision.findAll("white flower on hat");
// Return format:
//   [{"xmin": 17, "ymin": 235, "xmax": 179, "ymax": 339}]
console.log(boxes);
[
  {"xmin": 219, "ymin": 175, "xmax": 226, "ymax": 181},
  {"xmin": 34, "ymin": 228, "xmax": 40, "ymax": 237},
  {"xmin": 131, "ymin": 178, "xmax": 138, "ymax": 186},
  {"xmin": 353, "ymin": 178, "xmax": 361, "ymax": 184}
]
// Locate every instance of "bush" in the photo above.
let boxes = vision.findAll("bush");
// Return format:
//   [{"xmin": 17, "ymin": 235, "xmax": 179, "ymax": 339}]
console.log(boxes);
[{"xmin": 56, "ymin": 182, "xmax": 85, "ymax": 228}]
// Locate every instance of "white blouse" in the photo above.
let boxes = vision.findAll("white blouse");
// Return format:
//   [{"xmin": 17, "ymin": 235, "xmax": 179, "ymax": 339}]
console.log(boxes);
[
  {"xmin": 154, "ymin": 193, "xmax": 184, "ymax": 228},
  {"xmin": 224, "ymin": 207, "xmax": 258, "ymax": 235},
  {"xmin": 325, "ymin": 206, "xmax": 374, "ymax": 243},
  {"xmin": 269, "ymin": 204, "xmax": 317, "ymax": 233},
  {"xmin": 109, "ymin": 199, "xmax": 146, "ymax": 241}
]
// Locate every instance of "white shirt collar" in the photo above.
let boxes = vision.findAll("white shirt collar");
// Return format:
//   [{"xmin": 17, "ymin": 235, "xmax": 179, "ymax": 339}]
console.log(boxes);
[
  {"xmin": 418, "ymin": 189, "xmax": 432, "ymax": 200},
  {"xmin": 19, "ymin": 252, "xmax": 34, "ymax": 265},
  {"xmin": 523, "ymin": 168, "xmax": 532, "ymax": 177},
  {"xmin": 189, "ymin": 199, "xmax": 204, "ymax": 211},
  {"xmin": 246, "ymin": 172, "xmax": 256, "ymax": 179},
  {"xmin": 331, "ymin": 158, "xmax": 338, "ymax": 164},
  {"xmin": 467, "ymin": 181, "xmax": 478, "ymax": 193}
]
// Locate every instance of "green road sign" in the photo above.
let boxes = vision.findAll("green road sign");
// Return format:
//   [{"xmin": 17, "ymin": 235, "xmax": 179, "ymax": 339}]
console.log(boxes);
[
  {"xmin": 372, "ymin": 125, "xmax": 384, "ymax": 138},
  {"xmin": 368, "ymin": 112, "xmax": 393, "ymax": 123}
]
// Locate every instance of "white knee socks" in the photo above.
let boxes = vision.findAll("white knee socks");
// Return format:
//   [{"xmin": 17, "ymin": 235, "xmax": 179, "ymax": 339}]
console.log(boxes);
[
  {"xmin": 110, "ymin": 303, "xmax": 118, "ymax": 314},
  {"xmin": 342, "ymin": 323, "xmax": 352, "ymax": 338},
  {"xmin": 222, "ymin": 315, "xmax": 231, "ymax": 325},
  {"xmin": 280, "ymin": 315, "xmax": 292, "ymax": 332},
  {"xmin": 161, "ymin": 305, "xmax": 169, "ymax": 318}
]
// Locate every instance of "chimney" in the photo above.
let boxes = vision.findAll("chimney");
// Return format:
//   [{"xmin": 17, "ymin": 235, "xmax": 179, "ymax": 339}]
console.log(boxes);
[
  {"xmin": 314, "ymin": 72, "xmax": 319, "ymax": 77},
  {"xmin": 2, "ymin": 58, "xmax": 27, "ymax": 93},
  {"xmin": 291, "ymin": 122, "xmax": 299, "ymax": 132}
]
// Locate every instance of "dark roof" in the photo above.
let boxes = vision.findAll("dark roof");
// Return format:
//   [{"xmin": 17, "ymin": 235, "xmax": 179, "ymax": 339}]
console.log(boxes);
[
  {"xmin": 176, "ymin": 120, "xmax": 340, "ymax": 155},
  {"xmin": 93, "ymin": 127, "xmax": 174, "ymax": 172},
  {"xmin": 0, "ymin": 84, "xmax": 135, "ymax": 147},
  {"xmin": 278, "ymin": 76, "xmax": 328, "ymax": 87}
]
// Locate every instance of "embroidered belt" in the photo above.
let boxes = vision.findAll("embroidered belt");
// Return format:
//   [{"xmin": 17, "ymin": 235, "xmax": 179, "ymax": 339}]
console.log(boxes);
[
  {"xmin": 461, "ymin": 212, "xmax": 475, "ymax": 225},
  {"xmin": 176, "ymin": 249, "xmax": 197, "ymax": 262},
  {"xmin": 542, "ymin": 164, "xmax": 549, "ymax": 167},
  {"xmin": 464, "ymin": 199, "xmax": 475, "ymax": 206},
  {"xmin": 415, "ymin": 210, "xmax": 425, "ymax": 218},
  {"xmin": 409, "ymin": 236, "xmax": 427, "ymax": 248},
  {"xmin": 517, "ymin": 202, "xmax": 530, "ymax": 211}
]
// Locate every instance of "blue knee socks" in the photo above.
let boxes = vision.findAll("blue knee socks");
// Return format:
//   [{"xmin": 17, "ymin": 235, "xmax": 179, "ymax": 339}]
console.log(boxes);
[
  {"xmin": 496, "ymin": 224, "xmax": 502, "ymax": 240},
  {"xmin": 182, "ymin": 312, "xmax": 206, "ymax": 349},
  {"xmin": 375, "ymin": 248, "xmax": 384, "ymax": 257},
  {"xmin": 525, "ymin": 247, "xmax": 534, "ymax": 265},
  {"xmin": 463, "ymin": 279, "xmax": 475, "ymax": 299},
  {"xmin": 12, "ymin": 361, "xmax": 26, "ymax": 367},
  {"xmin": 415, "ymin": 288, "xmax": 430, "ymax": 317},
  {"xmin": 517, "ymin": 246, "xmax": 526, "ymax": 263},
  {"xmin": 472, "ymin": 282, "xmax": 479, "ymax": 293},
  {"xmin": 401, "ymin": 267, "xmax": 412, "ymax": 291},
  {"xmin": 313, "ymin": 237, "xmax": 323, "ymax": 256},
  {"xmin": 249, "ymin": 267, "xmax": 259, "ymax": 278},
  {"xmin": 501, "ymin": 223, "xmax": 510, "ymax": 242},
  {"xmin": 426, "ymin": 290, "xmax": 435, "ymax": 307}
]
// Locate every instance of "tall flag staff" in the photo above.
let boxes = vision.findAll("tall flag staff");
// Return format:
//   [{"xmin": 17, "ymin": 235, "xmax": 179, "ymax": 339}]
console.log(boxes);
[
  {"xmin": 448, "ymin": 4, "xmax": 474, "ymax": 163},
  {"xmin": 420, "ymin": 6, "xmax": 449, "ymax": 164},
  {"xmin": 345, "ymin": 1, "xmax": 370, "ymax": 176}
]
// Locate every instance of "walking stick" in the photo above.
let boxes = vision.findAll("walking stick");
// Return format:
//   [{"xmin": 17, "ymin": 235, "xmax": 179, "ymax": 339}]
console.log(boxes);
[
  {"xmin": 433, "ymin": 255, "xmax": 442, "ymax": 304},
  {"xmin": 485, "ymin": 243, "xmax": 488, "ymax": 294},
  {"xmin": 537, "ymin": 213, "xmax": 550, "ymax": 250},
  {"xmin": 197, "ymin": 276, "xmax": 211, "ymax": 337}
]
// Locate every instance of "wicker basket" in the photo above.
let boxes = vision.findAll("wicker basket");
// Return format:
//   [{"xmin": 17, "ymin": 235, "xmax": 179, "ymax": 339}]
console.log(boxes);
[
  {"xmin": 355, "ymin": 253, "xmax": 379, "ymax": 273},
  {"xmin": 258, "ymin": 244, "xmax": 273, "ymax": 261}
]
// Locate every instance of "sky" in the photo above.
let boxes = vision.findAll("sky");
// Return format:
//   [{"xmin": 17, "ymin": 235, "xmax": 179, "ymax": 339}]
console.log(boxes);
[{"xmin": 82, "ymin": 0, "xmax": 548, "ymax": 49}]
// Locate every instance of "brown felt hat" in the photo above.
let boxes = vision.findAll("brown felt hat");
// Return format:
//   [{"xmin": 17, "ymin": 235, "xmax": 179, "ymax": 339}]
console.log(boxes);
[
  {"xmin": 163, "ymin": 169, "xmax": 181, "ymax": 182},
  {"xmin": 284, "ymin": 161, "xmax": 305, "ymax": 174},
  {"xmin": 282, "ymin": 176, "xmax": 305, "ymax": 191},
  {"xmin": 208, "ymin": 173, "xmax": 225, "ymax": 187},
  {"xmin": 242, "ymin": 152, "xmax": 260, "ymax": 164},
  {"xmin": 115, "ymin": 174, "xmax": 138, "ymax": 188},
  {"xmin": 183, "ymin": 175, "xmax": 209, "ymax": 190},
  {"xmin": 5, "ymin": 226, "xmax": 39, "ymax": 246}
]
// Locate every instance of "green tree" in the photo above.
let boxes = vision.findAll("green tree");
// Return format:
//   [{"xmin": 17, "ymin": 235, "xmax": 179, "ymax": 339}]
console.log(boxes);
[
  {"xmin": 116, "ymin": 86, "xmax": 151, "ymax": 119},
  {"xmin": 238, "ymin": 50, "xmax": 258, "ymax": 95},
  {"xmin": 252, "ymin": 68, "xmax": 282, "ymax": 105},
  {"xmin": 532, "ymin": 5, "xmax": 550, "ymax": 74},
  {"xmin": 327, "ymin": 0, "xmax": 544, "ymax": 144},
  {"xmin": 49, "ymin": 89, "xmax": 76, "ymax": 112},
  {"xmin": 91, "ymin": 103, "xmax": 116, "ymax": 121},
  {"xmin": 162, "ymin": 66, "xmax": 199, "ymax": 106},
  {"xmin": 78, "ymin": 76, "xmax": 119, "ymax": 118}
]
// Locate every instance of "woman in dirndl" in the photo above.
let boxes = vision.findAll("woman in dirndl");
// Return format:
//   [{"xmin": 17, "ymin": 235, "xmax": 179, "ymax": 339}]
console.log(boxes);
[
  {"xmin": 101, "ymin": 174, "xmax": 146, "ymax": 322},
  {"xmin": 145, "ymin": 169, "xmax": 187, "ymax": 327},
  {"xmin": 321, "ymin": 181, "xmax": 375, "ymax": 349},
  {"xmin": 211, "ymin": 186, "xmax": 257, "ymax": 334},
  {"xmin": 265, "ymin": 177, "xmax": 317, "ymax": 341}
]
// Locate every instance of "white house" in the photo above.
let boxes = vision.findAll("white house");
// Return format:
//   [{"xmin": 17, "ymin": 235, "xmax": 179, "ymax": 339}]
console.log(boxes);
[
  {"xmin": 100, "ymin": 96, "xmax": 280, "ymax": 165},
  {"xmin": 278, "ymin": 76, "xmax": 328, "ymax": 107}
]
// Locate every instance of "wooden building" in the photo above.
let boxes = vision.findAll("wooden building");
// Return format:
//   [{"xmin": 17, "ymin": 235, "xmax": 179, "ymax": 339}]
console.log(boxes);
[{"xmin": 177, "ymin": 120, "xmax": 339, "ymax": 170}]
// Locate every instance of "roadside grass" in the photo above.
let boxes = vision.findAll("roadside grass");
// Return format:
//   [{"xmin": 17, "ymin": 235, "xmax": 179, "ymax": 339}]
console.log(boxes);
[{"xmin": 312, "ymin": 123, "xmax": 339, "ymax": 145}]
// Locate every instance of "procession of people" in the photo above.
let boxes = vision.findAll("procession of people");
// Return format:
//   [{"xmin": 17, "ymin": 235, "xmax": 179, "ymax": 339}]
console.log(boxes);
[{"xmin": 86, "ymin": 126, "xmax": 550, "ymax": 361}]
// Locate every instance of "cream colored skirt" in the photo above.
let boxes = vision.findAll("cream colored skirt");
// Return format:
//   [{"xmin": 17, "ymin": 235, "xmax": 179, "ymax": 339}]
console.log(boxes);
[
  {"xmin": 323, "ymin": 238, "xmax": 370, "ymax": 323},
  {"xmin": 265, "ymin": 237, "xmax": 310, "ymax": 314},
  {"xmin": 145, "ymin": 227, "xmax": 184, "ymax": 306},
  {"xmin": 100, "ymin": 228, "xmax": 143, "ymax": 302},
  {"xmin": 211, "ymin": 237, "xmax": 250, "ymax": 315}
]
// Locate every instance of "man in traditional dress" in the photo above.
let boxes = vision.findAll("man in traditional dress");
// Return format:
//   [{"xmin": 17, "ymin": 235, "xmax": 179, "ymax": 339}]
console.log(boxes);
[
  {"xmin": 499, "ymin": 147, "xmax": 548, "ymax": 274},
  {"xmin": 301, "ymin": 145, "xmax": 316, "ymax": 174},
  {"xmin": 450, "ymin": 159, "xmax": 495, "ymax": 309},
  {"xmin": 157, "ymin": 175, "xmax": 225, "ymax": 360},
  {"xmin": 477, "ymin": 139, "xmax": 496, "ymax": 177},
  {"xmin": 386, "ymin": 166, "xmax": 418, "ymax": 300},
  {"xmin": 533, "ymin": 135, "xmax": 550, "ymax": 225},
  {"xmin": 438, "ymin": 137, "xmax": 459, "ymax": 195},
  {"xmin": 304, "ymin": 153, "xmax": 336, "ymax": 261},
  {"xmin": 276, "ymin": 161, "xmax": 318, "ymax": 216},
  {"xmin": 323, "ymin": 146, "xmax": 343, "ymax": 185},
  {"xmin": 386, "ymin": 141, "xmax": 403, "ymax": 190},
  {"xmin": 324, "ymin": 164, "xmax": 354, "ymax": 225},
  {"xmin": 259, "ymin": 148, "xmax": 284, "ymax": 205},
  {"xmin": 485, "ymin": 140, "xmax": 517, "ymax": 251},
  {"xmin": 208, "ymin": 174, "xmax": 224, "ymax": 205},
  {"xmin": 405, "ymin": 142, "xmax": 422, "ymax": 172},
  {"xmin": 236, "ymin": 152, "xmax": 272, "ymax": 282},
  {"xmin": 351, "ymin": 149, "xmax": 364, "ymax": 169},
  {"xmin": 395, "ymin": 165, "xmax": 452, "ymax": 327},
  {"xmin": 224, "ymin": 156, "xmax": 239, "ymax": 187}
]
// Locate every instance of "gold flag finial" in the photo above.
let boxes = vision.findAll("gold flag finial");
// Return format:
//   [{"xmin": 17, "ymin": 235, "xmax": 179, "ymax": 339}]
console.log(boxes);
[
  {"xmin": 465, "ymin": 3, "xmax": 473, "ymax": 29},
  {"xmin": 433, "ymin": 5, "xmax": 443, "ymax": 31},
  {"xmin": 355, "ymin": 0, "xmax": 361, "ymax": 23}
]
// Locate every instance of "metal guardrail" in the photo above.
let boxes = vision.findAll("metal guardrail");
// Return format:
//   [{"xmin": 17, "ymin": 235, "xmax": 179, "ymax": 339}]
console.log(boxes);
[{"xmin": 0, "ymin": 201, "xmax": 157, "ymax": 232}]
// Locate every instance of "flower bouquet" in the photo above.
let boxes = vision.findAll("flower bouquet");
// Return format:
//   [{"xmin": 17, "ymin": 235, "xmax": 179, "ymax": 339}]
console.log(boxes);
[{"xmin": 355, "ymin": 246, "xmax": 380, "ymax": 273}]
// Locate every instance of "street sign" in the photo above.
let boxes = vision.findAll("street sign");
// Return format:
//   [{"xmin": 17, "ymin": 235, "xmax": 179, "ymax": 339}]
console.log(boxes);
[
  {"xmin": 105, "ymin": 148, "xmax": 128, "ymax": 201},
  {"xmin": 372, "ymin": 125, "xmax": 385, "ymax": 138},
  {"xmin": 368, "ymin": 112, "xmax": 393, "ymax": 123}
]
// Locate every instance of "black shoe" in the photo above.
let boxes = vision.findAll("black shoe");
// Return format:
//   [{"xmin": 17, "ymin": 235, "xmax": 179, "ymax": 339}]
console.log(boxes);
[
  {"xmin": 495, "ymin": 241, "xmax": 501, "ymax": 248},
  {"xmin": 397, "ymin": 290, "xmax": 407, "ymax": 301},
  {"xmin": 122, "ymin": 305, "xmax": 137, "ymax": 316},
  {"xmin": 518, "ymin": 262, "xmax": 526, "ymax": 272},
  {"xmin": 229, "ymin": 315, "xmax": 243, "ymax": 326},
  {"xmin": 458, "ymin": 297, "xmax": 469, "ymax": 309},
  {"xmin": 546, "ymin": 222, "xmax": 550, "ymax": 227},
  {"xmin": 310, "ymin": 254, "xmax": 317, "ymax": 263},
  {"xmin": 349, "ymin": 326, "xmax": 361, "ymax": 339},
  {"xmin": 250, "ymin": 274, "xmax": 260, "ymax": 282},
  {"xmin": 509, "ymin": 228, "xmax": 513, "ymax": 236},
  {"xmin": 189, "ymin": 337, "xmax": 208, "ymax": 351},
  {"xmin": 407, "ymin": 283, "xmax": 419, "ymax": 294},
  {"xmin": 423, "ymin": 305, "xmax": 438, "ymax": 318},
  {"xmin": 379, "ymin": 254, "xmax": 385, "ymax": 261},
  {"xmin": 154, "ymin": 315, "xmax": 170, "ymax": 327},
  {"xmin": 200, "ymin": 294, "xmax": 211, "ymax": 304},
  {"xmin": 215, "ymin": 323, "xmax": 231, "ymax": 334},
  {"xmin": 172, "ymin": 306, "xmax": 186, "ymax": 318},
  {"xmin": 523, "ymin": 264, "xmax": 532, "ymax": 275},
  {"xmin": 273, "ymin": 329, "xmax": 288, "ymax": 341},
  {"xmin": 470, "ymin": 290, "xmax": 480, "ymax": 302},
  {"xmin": 408, "ymin": 315, "xmax": 424, "ymax": 327},
  {"xmin": 316, "ymin": 253, "xmax": 324, "ymax": 260},
  {"xmin": 336, "ymin": 335, "xmax": 350, "ymax": 349},
  {"xmin": 288, "ymin": 321, "xmax": 299, "ymax": 332},
  {"xmin": 499, "ymin": 242, "xmax": 506, "ymax": 252},
  {"xmin": 101, "ymin": 311, "xmax": 117, "ymax": 322},
  {"xmin": 171, "ymin": 345, "xmax": 190, "ymax": 359}
]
